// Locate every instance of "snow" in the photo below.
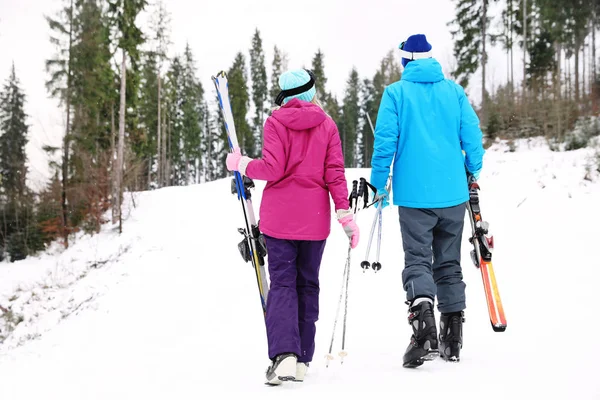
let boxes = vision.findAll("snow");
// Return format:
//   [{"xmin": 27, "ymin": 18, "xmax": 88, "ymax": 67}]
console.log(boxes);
[{"xmin": 1, "ymin": 137, "xmax": 599, "ymax": 399}]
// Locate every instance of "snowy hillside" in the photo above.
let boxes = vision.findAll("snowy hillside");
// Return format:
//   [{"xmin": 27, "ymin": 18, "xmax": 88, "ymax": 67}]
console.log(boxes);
[{"xmin": 0, "ymin": 138, "xmax": 599, "ymax": 399}]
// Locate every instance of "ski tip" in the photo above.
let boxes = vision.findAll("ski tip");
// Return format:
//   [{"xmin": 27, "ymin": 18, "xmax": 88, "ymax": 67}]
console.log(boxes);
[{"xmin": 213, "ymin": 70, "xmax": 227, "ymax": 79}]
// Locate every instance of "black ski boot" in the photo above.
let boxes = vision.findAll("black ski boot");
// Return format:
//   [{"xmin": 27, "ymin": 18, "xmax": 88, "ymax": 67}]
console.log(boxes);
[
  {"xmin": 402, "ymin": 297, "xmax": 439, "ymax": 368},
  {"xmin": 439, "ymin": 311, "xmax": 464, "ymax": 362}
]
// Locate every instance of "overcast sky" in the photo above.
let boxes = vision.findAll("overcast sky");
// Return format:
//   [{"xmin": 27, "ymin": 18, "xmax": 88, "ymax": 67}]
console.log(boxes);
[{"xmin": 0, "ymin": 0, "xmax": 515, "ymax": 190}]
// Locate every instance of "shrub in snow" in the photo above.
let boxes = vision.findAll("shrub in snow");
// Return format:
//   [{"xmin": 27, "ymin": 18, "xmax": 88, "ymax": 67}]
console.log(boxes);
[{"xmin": 564, "ymin": 116, "xmax": 600, "ymax": 151}]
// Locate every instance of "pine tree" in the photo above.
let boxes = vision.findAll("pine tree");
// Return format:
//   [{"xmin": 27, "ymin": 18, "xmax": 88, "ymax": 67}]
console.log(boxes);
[
  {"xmin": 360, "ymin": 78, "xmax": 376, "ymax": 167},
  {"xmin": 311, "ymin": 49, "xmax": 328, "ymax": 104},
  {"xmin": 138, "ymin": 50, "xmax": 159, "ymax": 186},
  {"xmin": 448, "ymin": 0, "xmax": 494, "ymax": 123},
  {"xmin": 325, "ymin": 94, "xmax": 342, "ymax": 140},
  {"xmin": 45, "ymin": 0, "xmax": 76, "ymax": 247},
  {"xmin": 165, "ymin": 56, "xmax": 184, "ymax": 185},
  {"xmin": 227, "ymin": 52, "xmax": 253, "ymax": 157},
  {"xmin": 149, "ymin": 0, "xmax": 171, "ymax": 187},
  {"xmin": 68, "ymin": 0, "xmax": 115, "ymax": 233},
  {"xmin": 249, "ymin": 29, "xmax": 268, "ymax": 156},
  {"xmin": 0, "ymin": 65, "xmax": 40, "ymax": 261},
  {"xmin": 108, "ymin": 0, "xmax": 148, "ymax": 232},
  {"xmin": 361, "ymin": 50, "xmax": 401, "ymax": 167},
  {"xmin": 566, "ymin": 0, "xmax": 591, "ymax": 103},
  {"xmin": 202, "ymin": 101, "xmax": 217, "ymax": 182},
  {"xmin": 212, "ymin": 94, "xmax": 229, "ymax": 180},
  {"xmin": 269, "ymin": 45, "xmax": 286, "ymax": 104},
  {"xmin": 448, "ymin": 0, "xmax": 483, "ymax": 89},
  {"xmin": 180, "ymin": 43, "xmax": 204, "ymax": 185},
  {"xmin": 341, "ymin": 68, "xmax": 362, "ymax": 167},
  {"xmin": 372, "ymin": 50, "xmax": 401, "ymax": 122},
  {"xmin": 496, "ymin": 0, "xmax": 518, "ymax": 93},
  {"xmin": 0, "ymin": 65, "xmax": 28, "ymax": 201}
]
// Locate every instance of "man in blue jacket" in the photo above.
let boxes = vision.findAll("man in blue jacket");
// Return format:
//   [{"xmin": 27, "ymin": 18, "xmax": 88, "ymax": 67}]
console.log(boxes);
[{"xmin": 370, "ymin": 34, "xmax": 485, "ymax": 368}]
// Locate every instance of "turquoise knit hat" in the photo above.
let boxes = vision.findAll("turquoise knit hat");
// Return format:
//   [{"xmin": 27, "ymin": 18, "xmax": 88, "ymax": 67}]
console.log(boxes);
[{"xmin": 278, "ymin": 69, "xmax": 317, "ymax": 104}]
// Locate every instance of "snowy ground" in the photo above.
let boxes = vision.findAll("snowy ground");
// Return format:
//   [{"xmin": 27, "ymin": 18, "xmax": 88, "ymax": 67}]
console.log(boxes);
[{"xmin": 0, "ymin": 137, "xmax": 599, "ymax": 399}]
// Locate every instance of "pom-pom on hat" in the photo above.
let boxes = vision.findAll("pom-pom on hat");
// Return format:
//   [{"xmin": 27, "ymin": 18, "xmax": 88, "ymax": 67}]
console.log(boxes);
[{"xmin": 399, "ymin": 34, "xmax": 433, "ymax": 67}]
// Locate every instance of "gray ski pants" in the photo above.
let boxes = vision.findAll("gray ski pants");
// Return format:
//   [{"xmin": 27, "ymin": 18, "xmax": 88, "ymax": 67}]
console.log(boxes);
[{"xmin": 398, "ymin": 202, "xmax": 467, "ymax": 314}]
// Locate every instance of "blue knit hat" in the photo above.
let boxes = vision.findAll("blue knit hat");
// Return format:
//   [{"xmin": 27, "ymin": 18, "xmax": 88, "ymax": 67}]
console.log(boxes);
[
  {"xmin": 399, "ymin": 34, "xmax": 433, "ymax": 67},
  {"xmin": 278, "ymin": 69, "xmax": 316, "ymax": 104}
]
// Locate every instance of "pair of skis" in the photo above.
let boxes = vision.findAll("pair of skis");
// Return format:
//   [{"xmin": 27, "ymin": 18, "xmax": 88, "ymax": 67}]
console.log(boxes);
[
  {"xmin": 212, "ymin": 71, "xmax": 269, "ymax": 318},
  {"xmin": 466, "ymin": 174, "xmax": 507, "ymax": 332}
]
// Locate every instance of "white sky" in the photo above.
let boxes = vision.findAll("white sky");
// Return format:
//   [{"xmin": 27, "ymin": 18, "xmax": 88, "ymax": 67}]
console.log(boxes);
[{"xmin": 0, "ymin": 0, "xmax": 517, "ymax": 190}]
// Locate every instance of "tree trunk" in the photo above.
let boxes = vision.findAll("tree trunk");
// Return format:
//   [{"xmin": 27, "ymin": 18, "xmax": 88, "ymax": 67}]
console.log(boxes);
[
  {"xmin": 162, "ymin": 104, "xmax": 167, "ymax": 187},
  {"xmin": 567, "ymin": 58, "xmax": 571, "ymax": 101},
  {"xmin": 156, "ymin": 72, "xmax": 163, "ymax": 188},
  {"xmin": 113, "ymin": 50, "xmax": 127, "ymax": 232},
  {"xmin": 555, "ymin": 43, "xmax": 562, "ymax": 140},
  {"xmin": 481, "ymin": 0, "xmax": 487, "ymax": 126},
  {"xmin": 583, "ymin": 35, "xmax": 586, "ymax": 102},
  {"xmin": 522, "ymin": 0, "xmax": 527, "ymax": 114},
  {"xmin": 593, "ymin": 15, "xmax": 598, "ymax": 114},
  {"xmin": 185, "ymin": 155, "xmax": 190, "ymax": 185},
  {"xmin": 61, "ymin": 0, "xmax": 75, "ymax": 248},
  {"xmin": 575, "ymin": 42, "xmax": 580, "ymax": 103},
  {"xmin": 510, "ymin": 0, "xmax": 514, "ymax": 96},
  {"xmin": 147, "ymin": 158, "xmax": 151, "ymax": 188},
  {"xmin": 110, "ymin": 100, "xmax": 116, "ymax": 218},
  {"xmin": 206, "ymin": 122, "xmax": 212, "ymax": 183},
  {"xmin": 166, "ymin": 112, "xmax": 171, "ymax": 186}
]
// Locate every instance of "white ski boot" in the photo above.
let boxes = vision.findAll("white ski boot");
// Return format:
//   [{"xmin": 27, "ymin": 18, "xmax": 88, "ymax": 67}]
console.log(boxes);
[
  {"xmin": 293, "ymin": 362, "xmax": 308, "ymax": 382},
  {"xmin": 265, "ymin": 353, "xmax": 297, "ymax": 385}
]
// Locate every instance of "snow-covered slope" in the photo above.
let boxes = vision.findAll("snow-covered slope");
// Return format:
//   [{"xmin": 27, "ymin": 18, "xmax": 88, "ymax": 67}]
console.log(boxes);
[{"xmin": 0, "ymin": 138, "xmax": 599, "ymax": 399}]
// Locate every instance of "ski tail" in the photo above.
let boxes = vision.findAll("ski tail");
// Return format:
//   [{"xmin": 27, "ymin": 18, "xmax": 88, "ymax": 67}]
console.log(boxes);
[
  {"xmin": 212, "ymin": 71, "xmax": 269, "ymax": 318},
  {"xmin": 466, "ymin": 173, "xmax": 507, "ymax": 332},
  {"xmin": 479, "ymin": 260, "xmax": 507, "ymax": 331}
]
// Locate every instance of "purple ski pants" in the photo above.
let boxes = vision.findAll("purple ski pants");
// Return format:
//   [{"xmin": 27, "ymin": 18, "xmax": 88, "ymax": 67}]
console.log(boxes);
[{"xmin": 264, "ymin": 235, "xmax": 326, "ymax": 363}]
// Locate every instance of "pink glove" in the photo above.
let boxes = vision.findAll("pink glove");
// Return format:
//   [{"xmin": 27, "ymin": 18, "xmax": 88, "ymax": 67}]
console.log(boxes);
[
  {"xmin": 226, "ymin": 147, "xmax": 242, "ymax": 171},
  {"xmin": 226, "ymin": 147, "xmax": 253, "ymax": 175},
  {"xmin": 337, "ymin": 211, "xmax": 360, "ymax": 249}
]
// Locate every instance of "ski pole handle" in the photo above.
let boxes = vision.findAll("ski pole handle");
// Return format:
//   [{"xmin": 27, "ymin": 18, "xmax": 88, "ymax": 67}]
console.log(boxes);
[
  {"xmin": 349, "ymin": 180, "xmax": 358, "ymax": 212},
  {"xmin": 359, "ymin": 178, "xmax": 368, "ymax": 210}
]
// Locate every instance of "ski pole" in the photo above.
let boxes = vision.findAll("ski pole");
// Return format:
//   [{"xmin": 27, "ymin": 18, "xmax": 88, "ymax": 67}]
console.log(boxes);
[
  {"xmin": 338, "ymin": 178, "xmax": 368, "ymax": 362},
  {"xmin": 369, "ymin": 207, "xmax": 382, "ymax": 272},
  {"xmin": 361, "ymin": 200, "xmax": 380, "ymax": 271},
  {"xmin": 326, "ymin": 180, "xmax": 358, "ymax": 366},
  {"xmin": 326, "ymin": 250, "xmax": 350, "ymax": 367},
  {"xmin": 339, "ymin": 180, "xmax": 359, "ymax": 361}
]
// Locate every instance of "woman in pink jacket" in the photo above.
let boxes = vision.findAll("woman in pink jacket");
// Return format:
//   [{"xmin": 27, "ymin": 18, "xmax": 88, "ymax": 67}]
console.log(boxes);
[{"xmin": 226, "ymin": 68, "xmax": 359, "ymax": 385}]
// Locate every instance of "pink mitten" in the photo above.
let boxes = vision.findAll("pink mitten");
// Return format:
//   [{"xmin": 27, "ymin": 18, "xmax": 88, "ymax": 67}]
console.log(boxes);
[
  {"xmin": 226, "ymin": 147, "xmax": 242, "ymax": 171},
  {"xmin": 338, "ymin": 212, "xmax": 360, "ymax": 249}
]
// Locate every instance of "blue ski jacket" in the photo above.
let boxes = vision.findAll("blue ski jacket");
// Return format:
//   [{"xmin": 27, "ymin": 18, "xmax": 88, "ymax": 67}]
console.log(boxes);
[{"xmin": 370, "ymin": 58, "xmax": 485, "ymax": 208}]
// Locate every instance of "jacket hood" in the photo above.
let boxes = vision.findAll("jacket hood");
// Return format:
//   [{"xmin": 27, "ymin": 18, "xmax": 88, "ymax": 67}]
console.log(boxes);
[
  {"xmin": 401, "ymin": 58, "xmax": 445, "ymax": 83},
  {"xmin": 271, "ymin": 98, "xmax": 327, "ymax": 130}
]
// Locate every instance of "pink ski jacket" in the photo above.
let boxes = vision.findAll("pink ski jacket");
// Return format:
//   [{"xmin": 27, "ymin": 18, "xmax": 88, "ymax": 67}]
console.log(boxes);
[{"xmin": 244, "ymin": 98, "xmax": 349, "ymax": 241}]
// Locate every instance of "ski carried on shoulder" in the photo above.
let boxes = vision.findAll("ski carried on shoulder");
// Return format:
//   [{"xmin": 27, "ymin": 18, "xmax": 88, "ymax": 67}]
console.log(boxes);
[
  {"xmin": 212, "ymin": 71, "xmax": 269, "ymax": 318},
  {"xmin": 466, "ymin": 174, "xmax": 507, "ymax": 332}
]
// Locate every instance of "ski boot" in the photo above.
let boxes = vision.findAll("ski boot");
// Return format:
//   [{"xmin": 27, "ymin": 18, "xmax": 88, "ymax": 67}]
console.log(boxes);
[
  {"xmin": 402, "ymin": 297, "xmax": 439, "ymax": 368},
  {"xmin": 293, "ymin": 362, "xmax": 308, "ymax": 382},
  {"xmin": 439, "ymin": 311, "xmax": 464, "ymax": 362},
  {"xmin": 265, "ymin": 353, "xmax": 297, "ymax": 386}
]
